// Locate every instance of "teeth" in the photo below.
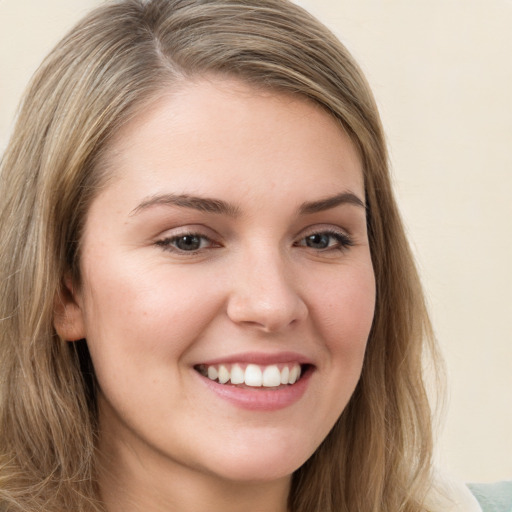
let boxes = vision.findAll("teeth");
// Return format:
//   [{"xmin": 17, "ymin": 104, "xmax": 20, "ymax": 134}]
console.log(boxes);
[
  {"xmin": 218, "ymin": 365, "xmax": 230, "ymax": 384},
  {"xmin": 230, "ymin": 363, "xmax": 244, "ymax": 384},
  {"xmin": 289, "ymin": 365, "xmax": 300, "ymax": 384},
  {"xmin": 262, "ymin": 365, "xmax": 281, "ymax": 387},
  {"xmin": 244, "ymin": 364, "xmax": 263, "ymax": 386},
  {"xmin": 201, "ymin": 363, "xmax": 303, "ymax": 387}
]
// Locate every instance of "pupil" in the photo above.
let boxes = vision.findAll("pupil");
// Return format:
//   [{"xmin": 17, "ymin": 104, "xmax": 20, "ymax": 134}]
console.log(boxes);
[
  {"xmin": 177, "ymin": 235, "xmax": 201, "ymax": 251},
  {"xmin": 307, "ymin": 234, "xmax": 329, "ymax": 249}
]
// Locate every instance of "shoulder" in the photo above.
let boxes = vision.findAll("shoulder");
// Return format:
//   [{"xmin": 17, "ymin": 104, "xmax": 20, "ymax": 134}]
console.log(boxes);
[
  {"xmin": 467, "ymin": 481, "xmax": 512, "ymax": 512},
  {"xmin": 426, "ymin": 475, "xmax": 483, "ymax": 512}
]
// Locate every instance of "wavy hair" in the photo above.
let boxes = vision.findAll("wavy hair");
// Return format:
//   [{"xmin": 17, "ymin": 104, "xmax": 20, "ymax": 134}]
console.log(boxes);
[{"xmin": 0, "ymin": 1, "xmax": 439, "ymax": 510}]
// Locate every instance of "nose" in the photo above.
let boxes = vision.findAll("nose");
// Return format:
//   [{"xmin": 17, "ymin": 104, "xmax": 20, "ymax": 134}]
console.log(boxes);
[{"xmin": 226, "ymin": 247, "xmax": 308, "ymax": 333}]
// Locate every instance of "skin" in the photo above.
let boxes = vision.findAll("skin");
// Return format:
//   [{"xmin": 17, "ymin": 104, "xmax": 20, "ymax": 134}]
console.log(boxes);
[{"xmin": 55, "ymin": 77, "xmax": 376, "ymax": 512}]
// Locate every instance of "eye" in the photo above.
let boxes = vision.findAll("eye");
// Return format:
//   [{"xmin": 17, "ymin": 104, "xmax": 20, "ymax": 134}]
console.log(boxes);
[
  {"xmin": 156, "ymin": 233, "xmax": 217, "ymax": 253},
  {"xmin": 295, "ymin": 230, "xmax": 353, "ymax": 251}
]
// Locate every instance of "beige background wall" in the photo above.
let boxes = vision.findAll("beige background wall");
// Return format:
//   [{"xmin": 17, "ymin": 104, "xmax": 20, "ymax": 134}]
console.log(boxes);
[{"xmin": 1, "ymin": 0, "xmax": 511, "ymax": 483}]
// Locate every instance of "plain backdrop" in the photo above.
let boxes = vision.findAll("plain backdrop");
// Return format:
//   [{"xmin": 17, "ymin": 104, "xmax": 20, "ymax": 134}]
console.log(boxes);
[{"xmin": 1, "ymin": 0, "xmax": 511, "ymax": 483}]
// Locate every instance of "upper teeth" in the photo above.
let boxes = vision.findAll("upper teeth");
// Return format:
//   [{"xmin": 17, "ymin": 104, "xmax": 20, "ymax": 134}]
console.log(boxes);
[{"xmin": 200, "ymin": 363, "xmax": 302, "ymax": 387}]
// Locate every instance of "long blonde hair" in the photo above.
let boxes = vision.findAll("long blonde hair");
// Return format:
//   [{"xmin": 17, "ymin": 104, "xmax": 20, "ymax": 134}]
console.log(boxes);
[{"xmin": 0, "ymin": 1, "xmax": 439, "ymax": 510}]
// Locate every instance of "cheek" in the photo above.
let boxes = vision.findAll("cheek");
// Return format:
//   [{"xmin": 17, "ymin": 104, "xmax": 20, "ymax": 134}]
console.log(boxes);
[
  {"xmin": 296, "ymin": 263, "xmax": 375, "ymax": 443},
  {"xmin": 311, "ymin": 262, "xmax": 375, "ymax": 358},
  {"xmin": 79, "ymin": 259, "xmax": 225, "ymax": 367}
]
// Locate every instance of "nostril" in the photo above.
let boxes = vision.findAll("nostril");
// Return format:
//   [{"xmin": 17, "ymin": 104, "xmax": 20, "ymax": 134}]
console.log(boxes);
[{"xmin": 226, "ymin": 292, "xmax": 308, "ymax": 332}]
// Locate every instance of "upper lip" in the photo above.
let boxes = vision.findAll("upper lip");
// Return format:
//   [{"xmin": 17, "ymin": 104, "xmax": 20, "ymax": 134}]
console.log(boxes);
[{"xmin": 195, "ymin": 351, "xmax": 314, "ymax": 367}]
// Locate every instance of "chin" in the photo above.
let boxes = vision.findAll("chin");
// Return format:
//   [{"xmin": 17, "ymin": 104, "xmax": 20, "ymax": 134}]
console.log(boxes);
[
  {"xmin": 199, "ymin": 432, "xmax": 317, "ymax": 483},
  {"xmin": 207, "ymin": 459, "xmax": 298, "ymax": 484}
]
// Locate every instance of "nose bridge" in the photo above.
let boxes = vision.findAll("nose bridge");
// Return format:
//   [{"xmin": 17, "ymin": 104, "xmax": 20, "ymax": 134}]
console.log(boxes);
[{"xmin": 227, "ymin": 240, "xmax": 307, "ymax": 331}]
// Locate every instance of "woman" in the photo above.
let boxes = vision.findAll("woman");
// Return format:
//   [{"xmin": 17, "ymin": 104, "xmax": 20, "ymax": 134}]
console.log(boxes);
[{"xmin": 0, "ymin": 0, "xmax": 505, "ymax": 511}]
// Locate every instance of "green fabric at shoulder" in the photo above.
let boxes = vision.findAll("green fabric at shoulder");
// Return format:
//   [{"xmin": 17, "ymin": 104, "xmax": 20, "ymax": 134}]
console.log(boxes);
[{"xmin": 468, "ymin": 481, "xmax": 512, "ymax": 512}]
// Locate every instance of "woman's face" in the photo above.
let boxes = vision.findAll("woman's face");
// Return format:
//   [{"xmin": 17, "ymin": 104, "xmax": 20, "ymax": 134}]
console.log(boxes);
[{"xmin": 58, "ymin": 78, "xmax": 375, "ymax": 485}]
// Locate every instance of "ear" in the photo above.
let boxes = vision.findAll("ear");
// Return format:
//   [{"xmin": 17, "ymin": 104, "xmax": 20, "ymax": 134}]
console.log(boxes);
[{"xmin": 53, "ymin": 274, "xmax": 86, "ymax": 341}]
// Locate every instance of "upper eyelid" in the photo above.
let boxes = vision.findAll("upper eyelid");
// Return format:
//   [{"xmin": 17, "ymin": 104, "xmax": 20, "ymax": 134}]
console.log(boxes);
[
  {"xmin": 296, "ymin": 224, "xmax": 352, "ymax": 238},
  {"xmin": 155, "ymin": 224, "xmax": 220, "ymax": 240}
]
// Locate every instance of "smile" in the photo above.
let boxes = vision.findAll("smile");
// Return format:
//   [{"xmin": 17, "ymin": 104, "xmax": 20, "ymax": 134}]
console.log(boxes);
[{"xmin": 195, "ymin": 363, "xmax": 303, "ymax": 388}]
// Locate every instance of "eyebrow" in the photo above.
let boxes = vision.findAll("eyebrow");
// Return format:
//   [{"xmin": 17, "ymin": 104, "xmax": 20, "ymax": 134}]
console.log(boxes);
[
  {"xmin": 299, "ymin": 192, "xmax": 366, "ymax": 214},
  {"xmin": 130, "ymin": 193, "xmax": 241, "ymax": 217},
  {"xmin": 130, "ymin": 190, "xmax": 365, "ymax": 217}
]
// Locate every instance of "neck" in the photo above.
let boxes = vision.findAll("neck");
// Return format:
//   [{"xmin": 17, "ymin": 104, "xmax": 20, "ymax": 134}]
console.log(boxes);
[{"xmin": 97, "ymin": 430, "xmax": 291, "ymax": 512}]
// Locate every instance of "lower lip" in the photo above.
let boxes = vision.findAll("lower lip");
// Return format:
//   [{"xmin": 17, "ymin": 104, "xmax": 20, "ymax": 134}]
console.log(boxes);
[{"xmin": 197, "ymin": 367, "xmax": 313, "ymax": 411}]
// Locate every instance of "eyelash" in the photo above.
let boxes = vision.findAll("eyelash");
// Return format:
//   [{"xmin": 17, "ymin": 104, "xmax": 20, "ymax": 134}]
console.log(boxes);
[
  {"xmin": 294, "ymin": 229, "xmax": 354, "ymax": 252},
  {"xmin": 155, "ymin": 232, "xmax": 217, "ymax": 254},
  {"xmin": 155, "ymin": 229, "xmax": 353, "ymax": 255}
]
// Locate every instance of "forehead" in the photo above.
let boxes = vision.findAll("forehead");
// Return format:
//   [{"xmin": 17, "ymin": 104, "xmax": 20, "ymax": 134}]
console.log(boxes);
[{"xmin": 96, "ymin": 77, "xmax": 364, "ymax": 208}]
